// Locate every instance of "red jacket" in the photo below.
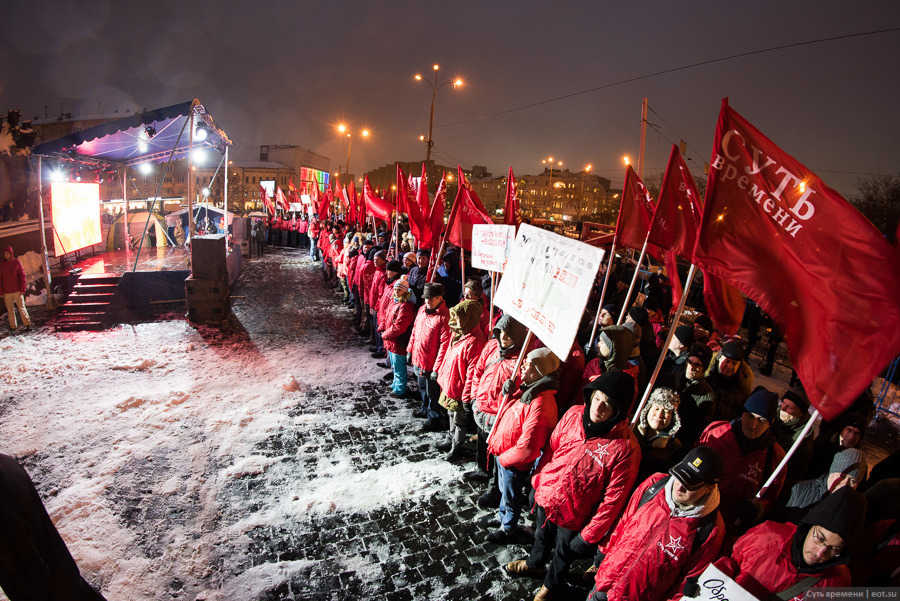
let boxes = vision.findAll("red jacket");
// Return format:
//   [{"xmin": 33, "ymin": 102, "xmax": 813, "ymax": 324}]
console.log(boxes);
[
  {"xmin": 381, "ymin": 297, "xmax": 417, "ymax": 355},
  {"xmin": 369, "ymin": 267, "xmax": 387, "ymax": 314},
  {"xmin": 359, "ymin": 261, "xmax": 376, "ymax": 307},
  {"xmin": 698, "ymin": 421, "xmax": 785, "ymax": 524},
  {"xmin": 0, "ymin": 248, "xmax": 26, "ymax": 294},
  {"xmin": 309, "ymin": 221, "xmax": 319, "ymax": 239},
  {"xmin": 487, "ymin": 380, "xmax": 558, "ymax": 470},
  {"xmin": 408, "ymin": 303, "xmax": 451, "ymax": 373},
  {"xmin": 532, "ymin": 411, "xmax": 641, "ymax": 544},
  {"xmin": 710, "ymin": 521, "xmax": 851, "ymax": 600},
  {"xmin": 377, "ymin": 283, "xmax": 396, "ymax": 332},
  {"xmin": 436, "ymin": 331, "xmax": 486, "ymax": 404},
  {"xmin": 594, "ymin": 474, "xmax": 725, "ymax": 601},
  {"xmin": 352, "ymin": 254, "xmax": 368, "ymax": 290},
  {"xmin": 298, "ymin": 220, "xmax": 309, "ymax": 234},
  {"xmin": 471, "ymin": 339, "xmax": 517, "ymax": 416}
]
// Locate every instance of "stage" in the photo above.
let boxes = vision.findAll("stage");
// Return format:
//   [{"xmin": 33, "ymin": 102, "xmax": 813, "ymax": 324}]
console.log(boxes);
[{"xmin": 65, "ymin": 247, "xmax": 191, "ymax": 276}]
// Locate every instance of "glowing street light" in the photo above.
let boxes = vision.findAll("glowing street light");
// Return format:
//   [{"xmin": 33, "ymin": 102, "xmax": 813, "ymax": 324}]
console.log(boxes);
[
  {"xmin": 585, "ymin": 164, "xmax": 593, "ymax": 172},
  {"xmin": 418, "ymin": 134, "xmax": 426, "ymax": 141},
  {"xmin": 336, "ymin": 123, "xmax": 347, "ymax": 134},
  {"xmin": 335, "ymin": 122, "xmax": 372, "ymax": 182},
  {"xmin": 623, "ymin": 155, "xmax": 631, "ymax": 166},
  {"xmin": 360, "ymin": 128, "xmax": 370, "ymax": 138},
  {"xmin": 201, "ymin": 187, "xmax": 211, "ymax": 198},
  {"xmin": 139, "ymin": 162, "xmax": 153, "ymax": 175},
  {"xmin": 414, "ymin": 62, "xmax": 465, "ymax": 161}
]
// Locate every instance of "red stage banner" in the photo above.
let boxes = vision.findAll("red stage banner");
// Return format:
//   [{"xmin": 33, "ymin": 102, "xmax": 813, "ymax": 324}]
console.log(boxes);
[{"xmin": 694, "ymin": 99, "xmax": 900, "ymax": 420}]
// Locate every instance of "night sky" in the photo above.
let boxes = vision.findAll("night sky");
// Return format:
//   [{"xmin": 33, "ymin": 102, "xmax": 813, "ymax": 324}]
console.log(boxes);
[{"xmin": 2, "ymin": 0, "xmax": 899, "ymax": 195}]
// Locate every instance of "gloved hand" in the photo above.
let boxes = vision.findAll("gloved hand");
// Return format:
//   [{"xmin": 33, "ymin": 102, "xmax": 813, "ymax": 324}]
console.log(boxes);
[
  {"xmin": 583, "ymin": 342, "xmax": 593, "ymax": 357},
  {"xmin": 429, "ymin": 371, "xmax": 438, "ymax": 381},
  {"xmin": 733, "ymin": 498, "xmax": 763, "ymax": 529},
  {"xmin": 682, "ymin": 576, "xmax": 700, "ymax": 598},
  {"xmin": 569, "ymin": 534, "xmax": 593, "ymax": 556},
  {"xmin": 501, "ymin": 379, "xmax": 515, "ymax": 396}
]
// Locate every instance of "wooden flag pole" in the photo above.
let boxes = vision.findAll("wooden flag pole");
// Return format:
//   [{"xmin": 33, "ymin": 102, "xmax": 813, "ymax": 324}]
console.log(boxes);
[
  {"xmin": 617, "ymin": 232, "xmax": 650, "ymax": 324},
  {"xmin": 630, "ymin": 264, "xmax": 696, "ymax": 425},
  {"xmin": 586, "ymin": 233, "xmax": 618, "ymax": 348},
  {"xmin": 485, "ymin": 330, "xmax": 534, "ymax": 447}
]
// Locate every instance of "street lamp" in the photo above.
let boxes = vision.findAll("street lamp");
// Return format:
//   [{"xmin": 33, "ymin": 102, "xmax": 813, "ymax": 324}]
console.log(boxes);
[
  {"xmin": 623, "ymin": 155, "xmax": 631, "ymax": 166},
  {"xmin": 335, "ymin": 122, "xmax": 372, "ymax": 185},
  {"xmin": 413, "ymin": 63, "xmax": 465, "ymax": 162}
]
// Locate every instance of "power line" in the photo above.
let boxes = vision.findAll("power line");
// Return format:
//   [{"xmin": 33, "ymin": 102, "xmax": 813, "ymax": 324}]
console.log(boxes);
[{"xmin": 436, "ymin": 26, "xmax": 900, "ymax": 129}]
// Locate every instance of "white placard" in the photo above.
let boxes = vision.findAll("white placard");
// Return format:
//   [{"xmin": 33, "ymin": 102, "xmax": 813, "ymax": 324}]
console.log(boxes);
[
  {"xmin": 681, "ymin": 564, "xmax": 760, "ymax": 601},
  {"xmin": 472, "ymin": 224, "xmax": 516, "ymax": 272},
  {"xmin": 289, "ymin": 203, "xmax": 303, "ymax": 212},
  {"xmin": 493, "ymin": 223, "xmax": 604, "ymax": 361}
]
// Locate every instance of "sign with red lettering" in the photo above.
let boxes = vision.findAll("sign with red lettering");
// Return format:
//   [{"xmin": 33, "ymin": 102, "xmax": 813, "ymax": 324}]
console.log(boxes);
[
  {"xmin": 494, "ymin": 224, "xmax": 604, "ymax": 360},
  {"xmin": 471, "ymin": 224, "xmax": 515, "ymax": 272}
]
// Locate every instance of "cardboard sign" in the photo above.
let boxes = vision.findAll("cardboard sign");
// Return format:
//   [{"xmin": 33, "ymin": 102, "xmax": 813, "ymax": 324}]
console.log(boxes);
[
  {"xmin": 494, "ymin": 223, "xmax": 604, "ymax": 361},
  {"xmin": 682, "ymin": 564, "xmax": 760, "ymax": 601},
  {"xmin": 471, "ymin": 224, "xmax": 516, "ymax": 272}
]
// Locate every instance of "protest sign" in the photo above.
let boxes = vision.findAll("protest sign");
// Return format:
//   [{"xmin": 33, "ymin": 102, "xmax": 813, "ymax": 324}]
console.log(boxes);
[
  {"xmin": 681, "ymin": 564, "xmax": 759, "ymax": 601},
  {"xmin": 471, "ymin": 224, "xmax": 516, "ymax": 272},
  {"xmin": 289, "ymin": 203, "xmax": 303, "ymax": 212},
  {"xmin": 493, "ymin": 223, "xmax": 604, "ymax": 361}
]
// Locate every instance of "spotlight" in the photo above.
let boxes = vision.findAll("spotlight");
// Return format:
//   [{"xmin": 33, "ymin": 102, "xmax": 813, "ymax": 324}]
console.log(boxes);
[
  {"xmin": 144, "ymin": 126, "xmax": 156, "ymax": 138},
  {"xmin": 201, "ymin": 187, "xmax": 210, "ymax": 197},
  {"xmin": 194, "ymin": 123, "xmax": 209, "ymax": 142},
  {"xmin": 139, "ymin": 163, "xmax": 153, "ymax": 175},
  {"xmin": 138, "ymin": 141, "xmax": 149, "ymax": 152},
  {"xmin": 191, "ymin": 148, "xmax": 206, "ymax": 165},
  {"xmin": 49, "ymin": 169, "xmax": 65, "ymax": 182}
]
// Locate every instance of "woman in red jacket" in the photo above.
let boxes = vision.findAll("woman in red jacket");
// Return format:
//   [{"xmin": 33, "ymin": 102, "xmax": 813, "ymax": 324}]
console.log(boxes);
[
  {"xmin": 1, "ymin": 246, "xmax": 30, "ymax": 331},
  {"xmin": 381, "ymin": 277, "xmax": 417, "ymax": 398},
  {"xmin": 505, "ymin": 370, "xmax": 640, "ymax": 601},
  {"xmin": 485, "ymin": 347, "xmax": 560, "ymax": 544},
  {"xmin": 436, "ymin": 299, "xmax": 486, "ymax": 461}
]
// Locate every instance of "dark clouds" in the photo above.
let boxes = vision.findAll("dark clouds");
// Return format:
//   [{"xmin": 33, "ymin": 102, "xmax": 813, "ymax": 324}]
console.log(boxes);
[{"xmin": 2, "ymin": 0, "xmax": 899, "ymax": 195}]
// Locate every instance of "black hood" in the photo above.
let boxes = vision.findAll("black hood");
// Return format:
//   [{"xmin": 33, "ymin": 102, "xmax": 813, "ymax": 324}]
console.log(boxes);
[
  {"xmin": 492, "ymin": 314, "xmax": 528, "ymax": 358},
  {"xmin": 791, "ymin": 486, "xmax": 867, "ymax": 572}
]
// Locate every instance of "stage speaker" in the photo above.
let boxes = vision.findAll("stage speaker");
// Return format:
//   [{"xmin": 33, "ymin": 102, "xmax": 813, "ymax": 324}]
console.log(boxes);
[{"xmin": 191, "ymin": 234, "xmax": 226, "ymax": 280}]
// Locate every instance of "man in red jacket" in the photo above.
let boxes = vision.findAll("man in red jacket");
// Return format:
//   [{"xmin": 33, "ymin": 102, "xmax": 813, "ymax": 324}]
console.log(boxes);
[
  {"xmin": 687, "ymin": 487, "xmax": 864, "ymax": 600},
  {"xmin": 408, "ymin": 282, "xmax": 451, "ymax": 429},
  {"xmin": 367, "ymin": 252, "xmax": 388, "ymax": 359},
  {"xmin": 505, "ymin": 371, "xmax": 640, "ymax": 601},
  {"xmin": 698, "ymin": 386, "xmax": 786, "ymax": 533},
  {"xmin": 1, "ymin": 246, "xmax": 30, "ymax": 331},
  {"xmin": 381, "ymin": 277, "xmax": 417, "ymax": 398},
  {"xmin": 486, "ymin": 347, "xmax": 560, "ymax": 544},
  {"xmin": 587, "ymin": 446, "xmax": 726, "ymax": 601}
]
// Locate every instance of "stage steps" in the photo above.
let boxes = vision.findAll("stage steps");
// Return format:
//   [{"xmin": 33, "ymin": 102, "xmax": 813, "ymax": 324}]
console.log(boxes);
[{"xmin": 55, "ymin": 273, "xmax": 123, "ymax": 331}]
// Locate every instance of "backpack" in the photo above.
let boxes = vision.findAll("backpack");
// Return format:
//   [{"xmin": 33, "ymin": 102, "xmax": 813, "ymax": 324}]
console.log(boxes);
[{"xmin": 637, "ymin": 475, "xmax": 719, "ymax": 556}]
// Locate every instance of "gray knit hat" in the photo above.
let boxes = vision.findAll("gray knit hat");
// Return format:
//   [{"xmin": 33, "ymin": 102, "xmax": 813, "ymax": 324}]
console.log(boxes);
[
  {"xmin": 829, "ymin": 448, "xmax": 867, "ymax": 481},
  {"xmin": 527, "ymin": 348, "xmax": 560, "ymax": 377}
]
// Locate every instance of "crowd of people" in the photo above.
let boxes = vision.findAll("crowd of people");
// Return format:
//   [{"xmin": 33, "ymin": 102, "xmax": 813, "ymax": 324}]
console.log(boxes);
[{"xmin": 292, "ymin": 212, "xmax": 899, "ymax": 601}]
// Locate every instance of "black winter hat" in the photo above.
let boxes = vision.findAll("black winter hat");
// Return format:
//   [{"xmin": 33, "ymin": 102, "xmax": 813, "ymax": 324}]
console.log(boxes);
[
  {"xmin": 782, "ymin": 388, "xmax": 810, "ymax": 412},
  {"xmin": 422, "ymin": 282, "xmax": 444, "ymax": 299},
  {"xmin": 670, "ymin": 446, "xmax": 723, "ymax": 490},
  {"xmin": 674, "ymin": 324, "xmax": 695, "ymax": 347},
  {"xmin": 687, "ymin": 343, "xmax": 712, "ymax": 367},
  {"xmin": 743, "ymin": 386, "xmax": 779, "ymax": 421},
  {"xmin": 628, "ymin": 306, "xmax": 648, "ymax": 324},
  {"xmin": 720, "ymin": 340, "xmax": 745, "ymax": 361},
  {"xmin": 386, "ymin": 260, "xmax": 403, "ymax": 273},
  {"xmin": 601, "ymin": 303, "xmax": 619, "ymax": 317},
  {"xmin": 801, "ymin": 486, "xmax": 867, "ymax": 544},
  {"xmin": 583, "ymin": 370, "xmax": 635, "ymax": 415}
]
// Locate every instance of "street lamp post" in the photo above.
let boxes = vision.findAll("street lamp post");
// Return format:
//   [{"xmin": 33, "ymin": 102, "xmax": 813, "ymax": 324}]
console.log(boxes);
[
  {"xmin": 414, "ymin": 64, "xmax": 463, "ymax": 162},
  {"xmin": 336, "ymin": 123, "xmax": 370, "ymax": 185},
  {"xmin": 581, "ymin": 164, "xmax": 592, "ymax": 218}
]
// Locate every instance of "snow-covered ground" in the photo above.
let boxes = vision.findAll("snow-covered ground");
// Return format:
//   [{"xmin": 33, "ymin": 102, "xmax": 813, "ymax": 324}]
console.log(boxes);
[{"xmin": 0, "ymin": 250, "xmax": 495, "ymax": 600}]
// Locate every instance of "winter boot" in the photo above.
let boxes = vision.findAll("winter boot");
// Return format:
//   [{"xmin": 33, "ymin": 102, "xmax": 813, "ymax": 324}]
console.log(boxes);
[
  {"xmin": 504, "ymin": 559, "xmax": 546, "ymax": 579},
  {"xmin": 477, "ymin": 489, "xmax": 501, "ymax": 509},
  {"xmin": 435, "ymin": 439, "xmax": 452, "ymax": 453},
  {"xmin": 533, "ymin": 585, "xmax": 552, "ymax": 601}
]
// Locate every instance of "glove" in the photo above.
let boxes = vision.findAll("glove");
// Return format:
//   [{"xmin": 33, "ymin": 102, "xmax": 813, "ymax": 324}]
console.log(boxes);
[
  {"xmin": 583, "ymin": 342, "xmax": 593, "ymax": 357},
  {"xmin": 682, "ymin": 576, "xmax": 700, "ymax": 598},
  {"xmin": 429, "ymin": 371, "xmax": 438, "ymax": 381},
  {"xmin": 569, "ymin": 534, "xmax": 593, "ymax": 556},
  {"xmin": 501, "ymin": 379, "xmax": 515, "ymax": 395},
  {"xmin": 733, "ymin": 498, "xmax": 762, "ymax": 529}
]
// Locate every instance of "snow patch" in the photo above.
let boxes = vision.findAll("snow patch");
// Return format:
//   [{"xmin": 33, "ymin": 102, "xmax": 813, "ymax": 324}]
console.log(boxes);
[
  {"xmin": 201, "ymin": 559, "xmax": 318, "ymax": 601},
  {"xmin": 226, "ymin": 454, "xmax": 280, "ymax": 478}
]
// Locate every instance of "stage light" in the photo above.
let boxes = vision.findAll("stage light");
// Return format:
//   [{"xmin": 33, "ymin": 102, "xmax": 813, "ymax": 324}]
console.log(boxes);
[
  {"xmin": 202, "ymin": 187, "xmax": 210, "ymax": 197},
  {"xmin": 144, "ymin": 126, "xmax": 156, "ymax": 138},
  {"xmin": 191, "ymin": 148, "xmax": 206, "ymax": 165},
  {"xmin": 139, "ymin": 163, "xmax": 153, "ymax": 175},
  {"xmin": 49, "ymin": 169, "xmax": 65, "ymax": 182},
  {"xmin": 138, "ymin": 141, "xmax": 148, "ymax": 152},
  {"xmin": 194, "ymin": 123, "xmax": 209, "ymax": 142}
]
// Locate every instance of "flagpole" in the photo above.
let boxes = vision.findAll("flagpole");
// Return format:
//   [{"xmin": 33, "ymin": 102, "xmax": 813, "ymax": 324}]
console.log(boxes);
[
  {"xmin": 756, "ymin": 408, "xmax": 820, "ymax": 498},
  {"xmin": 460, "ymin": 248, "xmax": 466, "ymax": 284},
  {"xmin": 429, "ymin": 183, "xmax": 461, "ymax": 283},
  {"xmin": 630, "ymin": 264, "xmax": 696, "ymax": 425},
  {"xmin": 617, "ymin": 232, "xmax": 650, "ymax": 324},
  {"xmin": 488, "ymin": 271, "xmax": 496, "ymax": 328},
  {"xmin": 586, "ymin": 233, "xmax": 617, "ymax": 348},
  {"xmin": 486, "ymin": 330, "xmax": 534, "ymax": 448}
]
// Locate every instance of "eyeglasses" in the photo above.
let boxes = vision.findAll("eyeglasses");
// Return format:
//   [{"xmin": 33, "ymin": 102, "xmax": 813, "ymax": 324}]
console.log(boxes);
[{"xmin": 810, "ymin": 526, "xmax": 844, "ymax": 557}]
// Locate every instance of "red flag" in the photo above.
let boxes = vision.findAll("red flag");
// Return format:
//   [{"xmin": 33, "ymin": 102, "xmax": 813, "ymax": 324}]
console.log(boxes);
[
  {"xmin": 448, "ymin": 166, "xmax": 492, "ymax": 251},
  {"xmin": 363, "ymin": 175, "xmax": 393, "ymax": 222},
  {"xmin": 694, "ymin": 99, "xmax": 900, "ymax": 420},
  {"xmin": 416, "ymin": 163, "xmax": 431, "ymax": 219},
  {"xmin": 616, "ymin": 166, "xmax": 662, "ymax": 256},
  {"xmin": 340, "ymin": 185, "xmax": 350, "ymax": 216},
  {"xmin": 399, "ymin": 164, "xmax": 428, "ymax": 247},
  {"xmin": 314, "ymin": 175, "xmax": 329, "ymax": 219},
  {"xmin": 424, "ymin": 175, "xmax": 447, "ymax": 250},
  {"xmin": 649, "ymin": 146, "xmax": 703, "ymax": 258},
  {"xmin": 260, "ymin": 184, "xmax": 275, "ymax": 217},
  {"xmin": 275, "ymin": 187, "xmax": 289, "ymax": 212},
  {"xmin": 504, "ymin": 167, "xmax": 519, "ymax": 226}
]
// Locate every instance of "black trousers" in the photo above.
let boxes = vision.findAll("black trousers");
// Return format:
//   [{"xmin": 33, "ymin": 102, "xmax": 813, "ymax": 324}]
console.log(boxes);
[{"xmin": 528, "ymin": 504, "xmax": 589, "ymax": 591}]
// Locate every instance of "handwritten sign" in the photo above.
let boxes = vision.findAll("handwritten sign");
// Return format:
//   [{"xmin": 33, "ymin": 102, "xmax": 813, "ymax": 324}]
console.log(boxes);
[
  {"xmin": 493, "ymin": 223, "xmax": 604, "ymax": 361},
  {"xmin": 682, "ymin": 564, "xmax": 759, "ymax": 601},
  {"xmin": 471, "ymin": 224, "xmax": 516, "ymax": 272}
]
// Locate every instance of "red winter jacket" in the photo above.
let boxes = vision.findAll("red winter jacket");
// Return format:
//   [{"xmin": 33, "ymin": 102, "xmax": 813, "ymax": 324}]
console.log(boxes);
[
  {"xmin": 698, "ymin": 421, "xmax": 786, "ymax": 525},
  {"xmin": 487, "ymin": 379, "xmax": 558, "ymax": 470},
  {"xmin": 0, "ymin": 248, "xmax": 26, "ymax": 294},
  {"xmin": 436, "ymin": 331, "xmax": 486, "ymax": 404},
  {"xmin": 359, "ymin": 260, "xmax": 376, "ymax": 307},
  {"xmin": 298, "ymin": 220, "xmax": 309, "ymax": 234},
  {"xmin": 709, "ymin": 521, "xmax": 850, "ymax": 600},
  {"xmin": 309, "ymin": 222, "xmax": 319, "ymax": 239},
  {"xmin": 381, "ymin": 298, "xmax": 417, "ymax": 355},
  {"xmin": 377, "ymin": 282, "xmax": 396, "ymax": 332},
  {"xmin": 369, "ymin": 267, "xmax": 387, "ymax": 314},
  {"xmin": 532, "ymin": 411, "xmax": 641, "ymax": 544},
  {"xmin": 408, "ymin": 303, "xmax": 451, "ymax": 373},
  {"xmin": 471, "ymin": 339, "xmax": 517, "ymax": 416},
  {"xmin": 593, "ymin": 473, "xmax": 725, "ymax": 601}
]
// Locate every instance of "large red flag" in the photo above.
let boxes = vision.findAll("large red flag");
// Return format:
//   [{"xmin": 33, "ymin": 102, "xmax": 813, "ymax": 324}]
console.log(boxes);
[
  {"xmin": 504, "ymin": 167, "xmax": 519, "ymax": 226},
  {"xmin": 399, "ymin": 164, "xmax": 428, "ymax": 247},
  {"xmin": 363, "ymin": 175, "xmax": 393, "ymax": 222},
  {"xmin": 314, "ymin": 175, "xmax": 330, "ymax": 219},
  {"xmin": 260, "ymin": 184, "xmax": 275, "ymax": 217},
  {"xmin": 424, "ymin": 175, "xmax": 447, "ymax": 250},
  {"xmin": 694, "ymin": 99, "xmax": 900, "ymax": 420},
  {"xmin": 448, "ymin": 166, "xmax": 492, "ymax": 251},
  {"xmin": 616, "ymin": 166, "xmax": 663, "ymax": 257},
  {"xmin": 275, "ymin": 187, "xmax": 289, "ymax": 212},
  {"xmin": 340, "ymin": 185, "xmax": 350, "ymax": 217},
  {"xmin": 416, "ymin": 163, "xmax": 431, "ymax": 219}
]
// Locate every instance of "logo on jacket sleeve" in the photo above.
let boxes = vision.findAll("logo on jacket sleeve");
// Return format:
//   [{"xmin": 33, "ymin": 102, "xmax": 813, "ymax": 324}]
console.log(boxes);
[{"xmin": 657, "ymin": 535, "xmax": 685, "ymax": 560}]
